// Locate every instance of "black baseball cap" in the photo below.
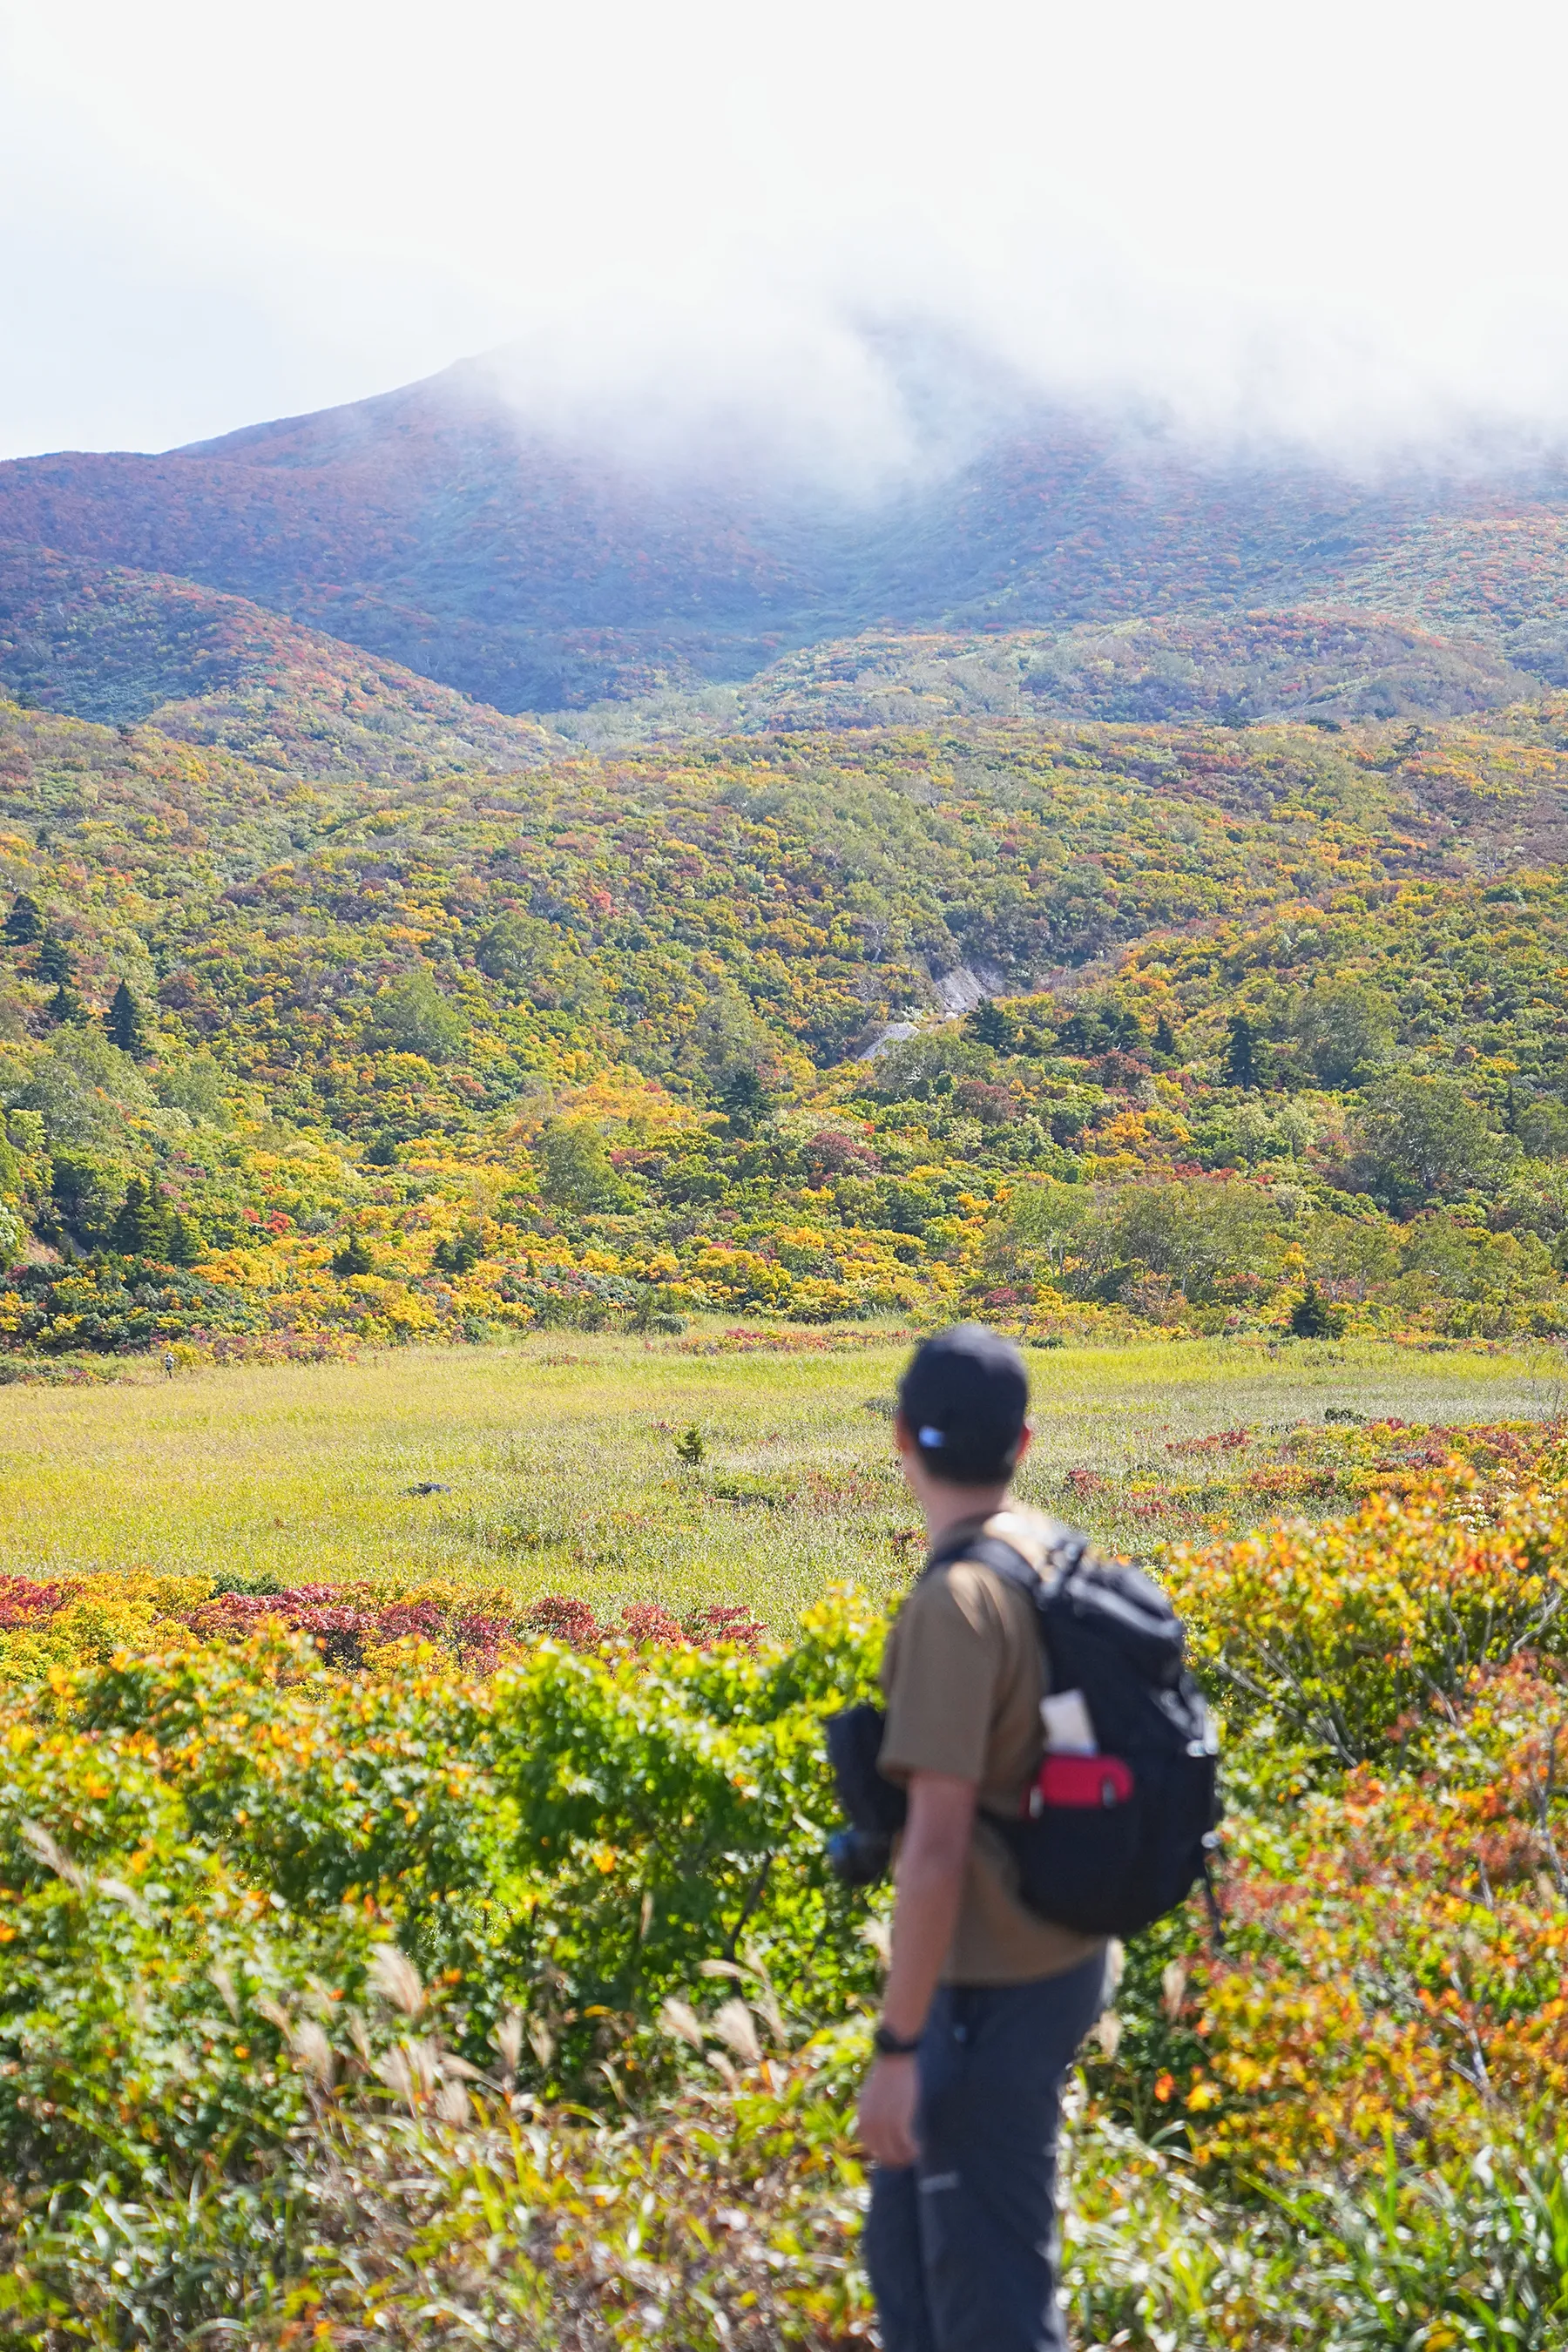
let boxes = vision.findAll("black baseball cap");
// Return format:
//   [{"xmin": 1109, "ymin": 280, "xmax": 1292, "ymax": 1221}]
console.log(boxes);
[{"xmin": 896, "ymin": 1323, "xmax": 1030, "ymax": 1485}]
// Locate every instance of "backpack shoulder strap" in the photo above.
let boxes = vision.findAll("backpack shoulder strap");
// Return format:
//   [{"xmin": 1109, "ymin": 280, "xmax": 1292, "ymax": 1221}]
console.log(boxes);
[
  {"xmin": 923, "ymin": 1520, "xmax": 1090, "ymax": 1598},
  {"xmin": 921, "ymin": 1528, "xmax": 1090, "ymax": 1788}
]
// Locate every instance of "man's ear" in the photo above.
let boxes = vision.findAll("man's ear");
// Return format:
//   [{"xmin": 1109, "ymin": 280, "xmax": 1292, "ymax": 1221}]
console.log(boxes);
[
  {"xmin": 1014, "ymin": 1423, "xmax": 1034, "ymax": 1467},
  {"xmin": 892, "ymin": 1410, "xmax": 917, "ymax": 1460}
]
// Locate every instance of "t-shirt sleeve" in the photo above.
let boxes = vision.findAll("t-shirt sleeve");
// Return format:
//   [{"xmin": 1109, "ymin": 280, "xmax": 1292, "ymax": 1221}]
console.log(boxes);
[{"xmin": 878, "ymin": 1564, "xmax": 1010, "ymax": 1786}]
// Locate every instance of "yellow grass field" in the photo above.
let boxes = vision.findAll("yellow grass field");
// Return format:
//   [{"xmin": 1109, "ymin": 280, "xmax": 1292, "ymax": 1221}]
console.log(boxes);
[{"xmin": 2, "ymin": 1329, "xmax": 1560, "ymax": 1622}]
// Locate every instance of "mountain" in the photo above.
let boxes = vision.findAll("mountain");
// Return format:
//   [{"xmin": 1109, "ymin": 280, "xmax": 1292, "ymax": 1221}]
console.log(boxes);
[
  {"xmin": 0, "ymin": 363, "xmax": 820, "ymax": 709},
  {"xmin": 4, "ymin": 355, "xmax": 1568, "ymax": 713},
  {"xmin": 2, "ymin": 532, "xmax": 1536, "ymax": 769},
  {"xmin": 0, "ymin": 544, "xmax": 555, "ymax": 780}
]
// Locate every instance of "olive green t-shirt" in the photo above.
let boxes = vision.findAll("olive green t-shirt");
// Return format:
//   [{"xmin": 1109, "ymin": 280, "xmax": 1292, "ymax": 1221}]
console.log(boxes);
[{"xmin": 877, "ymin": 1506, "xmax": 1106, "ymax": 1987}]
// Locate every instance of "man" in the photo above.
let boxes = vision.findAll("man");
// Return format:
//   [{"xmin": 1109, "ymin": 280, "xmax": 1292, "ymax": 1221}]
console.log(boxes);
[{"xmin": 858, "ymin": 1323, "xmax": 1110, "ymax": 2352}]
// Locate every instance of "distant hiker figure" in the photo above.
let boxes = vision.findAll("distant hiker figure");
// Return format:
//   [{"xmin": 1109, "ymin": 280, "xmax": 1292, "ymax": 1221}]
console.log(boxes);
[{"xmin": 163, "ymin": 1348, "xmax": 175, "ymax": 1380}]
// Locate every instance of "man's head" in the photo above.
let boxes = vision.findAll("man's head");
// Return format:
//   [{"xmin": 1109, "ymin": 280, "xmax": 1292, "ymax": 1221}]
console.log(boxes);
[{"xmin": 894, "ymin": 1322, "xmax": 1031, "ymax": 1503}]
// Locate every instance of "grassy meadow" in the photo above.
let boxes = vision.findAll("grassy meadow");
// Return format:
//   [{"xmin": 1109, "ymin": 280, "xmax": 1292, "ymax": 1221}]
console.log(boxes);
[
  {"xmin": 3, "ymin": 1327, "xmax": 1561, "ymax": 1619},
  {"xmin": 6, "ymin": 1331, "xmax": 1568, "ymax": 2344}
]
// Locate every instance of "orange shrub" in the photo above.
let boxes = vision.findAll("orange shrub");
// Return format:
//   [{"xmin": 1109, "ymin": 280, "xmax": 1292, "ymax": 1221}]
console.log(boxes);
[{"xmin": 1167, "ymin": 1464, "xmax": 1568, "ymax": 1763}]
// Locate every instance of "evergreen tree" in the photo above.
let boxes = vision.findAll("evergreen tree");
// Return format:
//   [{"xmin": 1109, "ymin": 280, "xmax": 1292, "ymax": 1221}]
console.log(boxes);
[
  {"xmin": 719, "ymin": 1063, "xmax": 770, "ymax": 1137},
  {"xmin": 1224, "ymin": 1012, "xmax": 1259, "ymax": 1090},
  {"xmin": 966, "ymin": 1000, "xmax": 1019, "ymax": 1053},
  {"xmin": 46, "ymin": 983, "xmax": 87, "ymax": 1027},
  {"xmin": 332, "ymin": 1232, "xmax": 375, "ymax": 1276},
  {"xmin": 50, "ymin": 1149, "xmax": 122, "ymax": 1248},
  {"xmin": 1289, "ymin": 1281, "xmax": 1348, "ymax": 1340},
  {"xmin": 166, "ymin": 1212, "xmax": 205, "ymax": 1267},
  {"xmin": 37, "ymin": 933, "xmax": 73, "ymax": 986},
  {"xmin": 3, "ymin": 893, "xmax": 43, "ymax": 946},
  {"xmin": 112, "ymin": 1176, "xmax": 171, "ymax": 1259},
  {"xmin": 105, "ymin": 980, "xmax": 148, "ymax": 1058},
  {"xmin": 433, "ymin": 1226, "xmax": 483, "ymax": 1274},
  {"xmin": 1153, "ymin": 1012, "xmax": 1176, "ymax": 1058}
]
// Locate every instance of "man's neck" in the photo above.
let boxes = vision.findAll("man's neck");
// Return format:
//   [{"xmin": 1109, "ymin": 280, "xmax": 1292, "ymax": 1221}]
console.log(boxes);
[{"xmin": 922, "ymin": 1483, "xmax": 1012, "ymax": 1553}]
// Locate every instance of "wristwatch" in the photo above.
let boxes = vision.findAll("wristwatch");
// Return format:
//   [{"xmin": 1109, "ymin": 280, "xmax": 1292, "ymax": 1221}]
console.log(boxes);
[{"xmin": 873, "ymin": 2021, "xmax": 923, "ymax": 2058}]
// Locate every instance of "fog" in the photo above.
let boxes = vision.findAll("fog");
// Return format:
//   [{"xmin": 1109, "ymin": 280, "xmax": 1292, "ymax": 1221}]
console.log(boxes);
[{"xmin": 3, "ymin": 0, "xmax": 1568, "ymax": 480}]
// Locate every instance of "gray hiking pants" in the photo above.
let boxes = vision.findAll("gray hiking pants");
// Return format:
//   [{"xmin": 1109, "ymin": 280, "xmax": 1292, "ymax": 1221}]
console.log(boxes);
[{"xmin": 863, "ymin": 1949, "xmax": 1109, "ymax": 2352}]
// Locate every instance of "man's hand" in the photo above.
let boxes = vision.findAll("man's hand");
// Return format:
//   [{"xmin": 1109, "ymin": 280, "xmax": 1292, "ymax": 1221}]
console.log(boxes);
[
  {"xmin": 856, "ymin": 2053, "xmax": 920, "ymax": 2167},
  {"xmin": 855, "ymin": 1771, "xmax": 977, "ymax": 2170}
]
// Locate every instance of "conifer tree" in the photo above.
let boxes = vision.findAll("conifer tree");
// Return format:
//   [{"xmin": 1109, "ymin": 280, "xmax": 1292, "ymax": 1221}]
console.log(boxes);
[
  {"xmin": 1224, "ymin": 1012, "xmax": 1260, "ymax": 1090},
  {"xmin": 105, "ymin": 980, "xmax": 148, "ymax": 1058},
  {"xmin": 46, "ymin": 982, "xmax": 86, "ymax": 1027},
  {"xmin": 37, "ymin": 934, "xmax": 73, "ymax": 986},
  {"xmin": 3, "ymin": 893, "xmax": 43, "ymax": 946},
  {"xmin": 1289, "ymin": 1280, "xmax": 1348, "ymax": 1340},
  {"xmin": 718, "ymin": 1064, "xmax": 770, "ymax": 1137},
  {"xmin": 166, "ymin": 1211, "xmax": 204, "ymax": 1267},
  {"xmin": 966, "ymin": 1000, "xmax": 1019, "ymax": 1053},
  {"xmin": 433, "ymin": 1226, "xmax": 483, "ymax": 1274},
  {"xmin": 111, "ymin": 1176, "xmax": 171, "ymax": 1259}
]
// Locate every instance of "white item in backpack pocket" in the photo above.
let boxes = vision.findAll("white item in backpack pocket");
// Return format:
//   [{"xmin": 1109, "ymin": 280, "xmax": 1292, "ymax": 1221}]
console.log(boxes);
[{"xmin": 1039, "ymin": 1688, "xmax": 1097, "ymax": 1754}]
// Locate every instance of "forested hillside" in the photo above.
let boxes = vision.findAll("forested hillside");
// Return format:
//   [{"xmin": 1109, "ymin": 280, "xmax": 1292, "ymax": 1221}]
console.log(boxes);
[
  {"xmin": 554, "ymin": 611, "xmax": 1540, "ymax": 747},
  {"xmin": 0, "ymin": 544, "xmax": 556, "ymax": 778},
  {"xmin": 3, "ymin": 671, "xmax": 1568, "ymax": 1359}
]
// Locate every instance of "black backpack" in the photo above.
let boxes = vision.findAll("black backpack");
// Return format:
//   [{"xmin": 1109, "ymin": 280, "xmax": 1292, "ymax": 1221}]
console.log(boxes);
[{"xmin": 826, "ymin": 1521, "xmax": 1221, "ymax": 1940}]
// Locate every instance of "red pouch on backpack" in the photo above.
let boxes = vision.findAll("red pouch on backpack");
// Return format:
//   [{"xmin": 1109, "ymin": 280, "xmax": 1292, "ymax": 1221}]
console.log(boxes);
[{"xmin": 1024, "ymin": 1754, "xmax": 1134, "ymax": 1816}]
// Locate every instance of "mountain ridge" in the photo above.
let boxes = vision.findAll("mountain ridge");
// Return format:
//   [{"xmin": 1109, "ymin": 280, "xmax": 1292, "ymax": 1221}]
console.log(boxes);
[
  {"xmin": 6, "ymin": 357, "xmax": 1568, "ymax": 712},
  {"xmin": 1, "ymin": 537, "xmax": 1547, "ymax": 766}
]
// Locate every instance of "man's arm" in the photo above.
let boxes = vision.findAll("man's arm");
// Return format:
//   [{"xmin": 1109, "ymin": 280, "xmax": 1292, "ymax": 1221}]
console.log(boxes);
[{"xmin": 855, "ymin": 1769, "xmax": 977, "ymax": 2168}]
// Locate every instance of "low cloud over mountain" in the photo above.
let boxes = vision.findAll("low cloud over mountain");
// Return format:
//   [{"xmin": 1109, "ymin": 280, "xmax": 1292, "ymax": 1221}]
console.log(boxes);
[{"xmin": 3, "ymin": 345, "xmax": 1568, "ymax": 716}]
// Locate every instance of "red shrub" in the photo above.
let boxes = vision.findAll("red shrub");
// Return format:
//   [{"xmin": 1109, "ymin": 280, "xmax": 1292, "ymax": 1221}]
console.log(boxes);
[
  {"xmin": 451, "ymin": 1612, "xmax": 513, "ymax": 1671},
  {"xmin": 525, "ymin": 1594, "xmax": 603, "ymax": 1648},
  {"xmin": 617, "ymin": 1602, "xmax": 686, "ymax": 1646},
  {"xmin": 164, "ymin": 1581, "xmax": 767, "ymax": 1670},
  {"xmin": 954, "ymin": 1078, "xmax": 1017, "ymax": 1125},
  {"xmin": 681, "ymin": 1604, "xmax": 766, "ymax": 1652},
  {"xmin": 370, "ymin": 1600, "xmax": 448, "ymax": 1645},
  {"xmin": 802, "ymin": 1129, "xmax": 880, "ymax": 1180},
  {"xmin": 0, "ymin": 1575, "xmax": 74, "ymax": 1630}
]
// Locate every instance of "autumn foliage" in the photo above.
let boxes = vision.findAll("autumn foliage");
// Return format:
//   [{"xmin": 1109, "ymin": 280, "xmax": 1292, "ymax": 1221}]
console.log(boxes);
[{"xmin": 1, "ymin": 1457, "xmax": 1567, "ymax": 2338}]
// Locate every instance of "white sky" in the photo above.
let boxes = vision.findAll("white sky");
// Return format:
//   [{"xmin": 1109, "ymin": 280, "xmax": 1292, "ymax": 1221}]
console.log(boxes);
[{"xmin": 3, "ymin": 0, "xmax": 1567, "ymax": 467}]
